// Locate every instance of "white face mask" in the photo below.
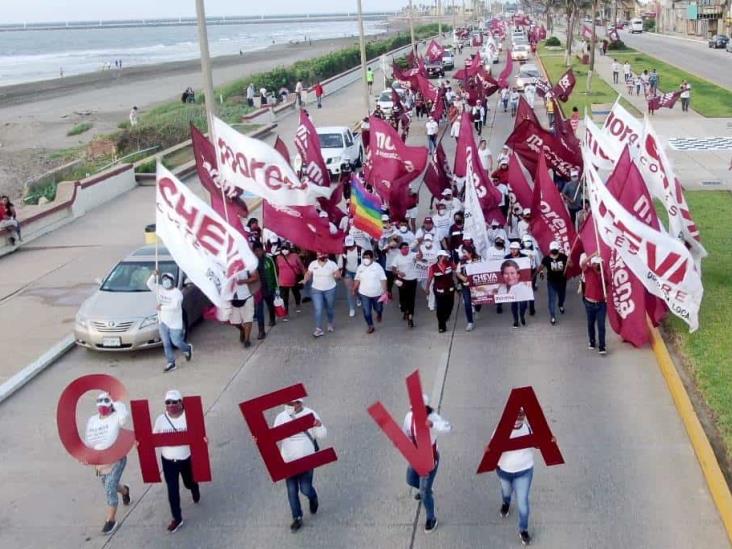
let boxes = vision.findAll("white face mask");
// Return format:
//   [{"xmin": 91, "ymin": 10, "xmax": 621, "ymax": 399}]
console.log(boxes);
[
  {"xmin": 424, "ymin": 243, "xmax": 433, "ymax": 249},
  {"xmin": 399, "ymin": 226, "xmax": 408, "ymax": 233},
  {"xmin": 284, "ymin": 404, "xmax": 296, "ymax": 416},
  {"xmin": 282, "ymin": 249, "xmax": 290, "ymax": 256},
  {"xmin": 162, "ymin": 279, "xmax": 173, "ymax": 289},
  {"xmin": 363, "ymin": 258, "xmax": 373, "ymax": 266}
]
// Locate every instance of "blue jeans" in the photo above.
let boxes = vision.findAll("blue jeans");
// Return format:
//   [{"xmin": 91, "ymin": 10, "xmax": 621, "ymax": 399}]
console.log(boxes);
[
  {"xmin": 511, "ymin": 301, "xmax": 528, "ymax": 323},
  {"xmin": 583, "ymin": 299, "xmax": 607, "ymax": 348},
  {"xmin": 360, "ymin": 294, "xmax": 383, "ymax": 327},
  {"xmin": 344, "ymin": 271, "xmax": 357, "ymax": 311},
  {"xmin": 100, "ymin": 456, "xmax": 127, "ymax": 507},
  {"xmin": 497, "ymin": 466, "xmax": 533, "ymax": 532},
  {"xmin": 286, "ymin": 469, "xmax": 318, "ymax": 519},
  {"xmin": 159, "ymin": 322, "xmax": 190, "ymax": 365},
  {"xmin": 311, "ymin": 287, "xmax": 336, "ymax": 329},
  {"xmin": 407, "ymin": 455, "xmax": 439, "ymax": 521},
  {"xmin": 461, "ymin": 286, "xmax": 473, "ymax": 323},
  {"xmin": 547, "ymin": 280, "xmax": 566, "ymax": 318}
]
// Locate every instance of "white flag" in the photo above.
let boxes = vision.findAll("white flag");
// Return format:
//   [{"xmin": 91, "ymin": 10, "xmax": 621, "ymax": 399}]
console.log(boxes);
[
  {"xmin": 213, "ymin": 117, "xmax": 332, "ymax": 206},
  {"xmin": 583, "ymin": 114, "xmax": 618, "ymax": 171},
  {"xmin": 155, "ymin": 164, "xmax": 258, "ymax": 308},
  {"xmin": 583, "ymin": 151, "xmax": 703, "ymax": 331},
  {"xmin": 601, "ymin": 99, "xmax": 643, "ymax": 155},
  {"xmin": 463, "ymin": 148, "xmax": 490, "ymax": 259}
]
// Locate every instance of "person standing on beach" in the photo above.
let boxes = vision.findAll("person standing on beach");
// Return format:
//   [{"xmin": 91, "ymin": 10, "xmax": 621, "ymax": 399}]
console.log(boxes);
[
  {"xmin": 314, "ymin": 82, "xmax": 324, "ymax": 109},
  {"xmin": 246, "ymin": 83, "xmax": 255, "ymax": 108},
  {"xmin": 129, "ymin": 106, "xmax": 139, "ymax": 127}
]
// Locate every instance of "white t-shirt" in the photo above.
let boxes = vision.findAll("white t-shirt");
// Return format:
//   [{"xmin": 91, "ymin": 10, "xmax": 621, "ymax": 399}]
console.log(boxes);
[
  {"xmin": 416, "ymin": 244, "xmax": 440, "ymax": 279},
  {"xmin": 426, "ymin": 119, "xmax": 438, "ymax": 135},
  {"xmin": 478, "ymin": 147, "xmax": 493, "ymax": 170},
  {"xmin": 153, "ymin": 412, "xmax": 191, "ymax": 460},
  {"xmin": 85, "ymin": 402, "xmax": 129, "ymax": 452},
  {"xmin": 308, "ymin": 260, "xmax": 339, "ymax": 291},
  {"xmin": 496, "ymin": 423, "xmax": 535, "ymax": 473},
  {"xmin": 147, "ymin": 275, "xmax": 183, "ymax": 330},
  {"xmin": 274, "ymin": 407, "xmax": 327, "ymax": 463},
  {"xmin": 432, "ymin": 212, "xmax": 452, "ymax": 241},
  {"xmin": 341, "ymin": 248, "xmax": 360, "ymax": 273},
  {"xmin": 233, "ymin": 271, "xmax": 253, "ymax": 300},
  {"xmin": 355, "ymin": 262, "xmax": 387, "ymax": 297},
  {"xmin": 392, "ymin": 251, "xmax": 419, "ymax": 281}
]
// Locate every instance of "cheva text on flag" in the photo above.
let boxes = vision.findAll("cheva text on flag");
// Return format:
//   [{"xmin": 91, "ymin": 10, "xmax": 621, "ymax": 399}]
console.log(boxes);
[
  {"xmin": 213, "ymin": 117, "xmax": 332, "ymax": 206},
  {"xmin": 584, "ymin": 150, "xmax": 703, "ymax": 332},
  {"xmin": 350, "ymin": 175, "xmax": 384, "ymax": 239},
  {"xmin": 155, "ymin": 164, "xmax": 258, "ymax": 308}
]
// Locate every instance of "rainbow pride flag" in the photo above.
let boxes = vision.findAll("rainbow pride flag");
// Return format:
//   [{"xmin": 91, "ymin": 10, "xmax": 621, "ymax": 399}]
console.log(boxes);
[{"xmin": 350, "ymin": 175, "xmax": 383, "ymax": 239}]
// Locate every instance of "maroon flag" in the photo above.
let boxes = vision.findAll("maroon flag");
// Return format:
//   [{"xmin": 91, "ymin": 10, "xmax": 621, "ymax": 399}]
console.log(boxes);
[
  {"xmin": 391, "ymin": 88, "xmax": 404, "ymax": 113},
  {"xmin": 552, "ymin": 101, "xmax": 581, "ymax": 154},
  {"xmin": 648, "ymin": 90, "xmax": 681, "ymax": 111},
  {"xmin": 476, "ymin": 66, "xmax": 500, "ymax": 98},
  {"xmin": 454, "ymin": 112, "xmax": 506, "ymax": 224},
  {"xmin": 453, "ymin": 52, "xmax": 482, "ymax": 81},
  {"xmin": 262, "ymin": 202, "xmax": 345, "ymax": 254},
  {"xmin": 430, "ymin": 86, "xmax": 446, "ymax": 121},
  {"xmin": 415, "ymin": 73, "xmax": 439, "ymax": 103},
  {"xmin": 472, "ymin": 33, "xmax": 483, "ymax": 47},
  {"xmin": 581, "ymin": 25, "xmax": 593, "ymax": 41},
  {"xmin": 425, "ymin": 39, "xmax": 445, "ymax": 63},
  {"xmin": 423, "ymin": 143, "xmax": 452, "ymax": 199},
  {"xmin": 551, "ymin": 68, "xmax": 576, "ymax": 102},
  {"xmin": 506, "ymin": 119, "xmax": 582, "ymax": 179},
  {"xmin": 530, "ymin": 154, "xmax": 579, "ymax": 276},
  {"xmin": 498, "ymin": 50, "xmax": 513, "ymax": 88},
  {"xmin": 535, "ymin": 78, "xmax": 552, "ymax": 98},
  {"xmin": 274, "ymin": 136, "xmax": 291, "ymax": 167},
  {"xmin": 363, "ymin": 116, "xmax": 428, "ymax": 221},
  {"xmin": 515, "ymin": 95, "xmax": 540, "ymax": 128},
  {"xmin": 506, "ymin": 153, "xmax": 533, "ymax": 210},
  {"xmin": 295, "ymin": 110, "xmax": 330, "ymax": 188},
  {"xmin": 539, "ymin": 25, "xmax": 547, "ymax": 40},
  {"xmin": 191, "ymin": 124, "xmax": 249, "ymax": 236},
  {"xmin": 406, "ymin": 49, "xmax": 418, "ymax": 67},
  {"xmin": 608, "ymin": 28, "xmax": 620, "ymax": 42}
]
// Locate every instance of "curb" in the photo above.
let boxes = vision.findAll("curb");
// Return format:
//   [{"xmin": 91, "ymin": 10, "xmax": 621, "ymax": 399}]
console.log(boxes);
[
  {"xmin": 643, "ymin": 31, "xmax": 707, "ymax": 46},
  {"xmin": 648, "ymin": 321, "xmax": 732, "ymax": 544},
  {"xmin": 0, "ymin": 334, "xmax": 75, "ymax": 405}
]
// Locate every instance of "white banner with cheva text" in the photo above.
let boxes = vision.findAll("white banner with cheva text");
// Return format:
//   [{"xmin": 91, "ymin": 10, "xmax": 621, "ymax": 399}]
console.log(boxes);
[{"xmin": 155, "ymin": 164, "xmax": 258, "ymax": 308}]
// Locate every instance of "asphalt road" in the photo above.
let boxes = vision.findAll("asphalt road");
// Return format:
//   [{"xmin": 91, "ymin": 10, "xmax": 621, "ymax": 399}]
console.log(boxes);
[{"xmin": 617, "ymin": 30, "xmax": 732, "ymax": 90}]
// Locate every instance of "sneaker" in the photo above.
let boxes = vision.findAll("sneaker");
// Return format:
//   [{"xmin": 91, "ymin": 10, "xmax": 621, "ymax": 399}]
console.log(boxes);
[
  {"xmin": 497, "ymin": 305, "xmax": 503, "ymax": 314},
  {"xmin": 122, "ymin": 485, "xmax": 131, "ymax": 506},
  {"xmin": 185, "ymin": 343, "xmax": 193, "ymax": 362},
  {"xmin": 408, "ymin": 318, "xmax": 415, "ymax": 328},
  {"xmin": 313, "ymin": 328, "xmax": 324, "ymax": 337},
  {"xmin": 414, "ymin": 493, "xmax": 422, "ymax": 501},
  {"xmin": 520, "ymin": 530, "xmax": 531, "ymax": 545},
  {"xmin": 424, "ymin": 518, "xmax": 438, "ymax": 533},
  {"xmin": 282, "ymin": 317, "xmax": 289, "ymax": 322},
  {"xmin": 550, "ymin": 317, "xmax": 556, "ymax": 325},
  {"xmin": 349, "ymin": 308, "xmax": 356, "ymax": 317},
  {"xmin": 257, "ymin": 331, "xmax": 266, "ymax": 340},
  {"xmin": 290, "ymin": 518, "xmax": 303, "ymax": 532},
  {"xmin": 192, "ymin": 485, "xmax": 200, "ymax": 503},
  {"xmin": 302, "ymin": 297, "xmax": 312, "ymax": 303},
  {"xmin": 466, "ymin": 322, "xmax": 474, "ymax": 332},
  {"xmin": 559, "ymin": 306, "xmax": 565, "ymax": 314},
  {"xmin": 499, "ymin": 503, "xmax": 510, "ymax": 518},
  {"xmin": 367, "ymin": 326, "xmax": 375, "ymax": 334},
  {"xmin": 163, "ymin": 363, "xmax": 177, "ymax": 373},
  {"xmin": 268, "ymin": 320, "xmax": 276, "ymax": 327},
  {"xmin": 438, "ymin": 328, "xmax": 446, "ymax": 333},
  {"xmin": 101, "ymin": 520, "xmax": 117, "ymax": 535},
  {"xmin": 167, "ymin": 519, "xmax": 184, "ymax": 533},
  {"xmin": 520, "ymin": 317, "xmax": 526, "ymax": 326},
  {"xmin": 327, "ymin": 324, "xmax": 334, "ymax": 333},
  {"xmin": 309, "ymin": 498, "xmax": 319, "ymax": 514},
  {"xmin": 513, "ymin": 322, "xmax": 519, "ymax": 328},
  {"xmin": 588, "ymin": 342, "xmax": 596, "ymax": 350},
  {"xmin": 296, "ymin": 308, "xmax": 302, "ymax": 313},
  {"xmin": 244, "ymin": 340, "xmax": 251, "ymax": 348},
  {"xmin": 599, "ymin": 347, "xmax": 607, "ymax": 355}
]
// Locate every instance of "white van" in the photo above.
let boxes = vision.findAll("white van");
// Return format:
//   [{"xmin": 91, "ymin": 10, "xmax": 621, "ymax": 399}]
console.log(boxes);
[{"xmin": 630, "ymin": 18, "xmax": 644, "ymax": 34}]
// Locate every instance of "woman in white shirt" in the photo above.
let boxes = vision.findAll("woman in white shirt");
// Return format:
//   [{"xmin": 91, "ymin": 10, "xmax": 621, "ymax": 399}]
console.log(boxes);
[
  {"xmin": 84, "ymin": 392, "xmax": 131, "ymax": 535},
  {"xmin": 495, "ymin": 409, "xmax": 535, "ymax": 546},
  {"xmin": 353, "ymin": 250, "xmax": 387, "ymax": 333},
  {"xmin": 338, "ymin": 235, "xmax": 362, "ymax": 317},
  {"xmin": 303, "ymin": 252, "xmax": 341, "ymax": 337}
]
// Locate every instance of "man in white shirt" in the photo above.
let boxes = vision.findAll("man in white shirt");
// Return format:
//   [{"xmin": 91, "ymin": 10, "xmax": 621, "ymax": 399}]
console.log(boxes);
[
  {"xmin": 426, "ymin": 116, "xmax": 439, "ymax": 153},
  {"xmin": 611, "ymin": 59, "xmax": 620, "ymax": 84},
  {"xmin": 273, "ymin": 397, "xmax": 328, "ymax": 532},
  {"xmin": 494, "ymin": 408, "xmax": 536, "ymax": 546},
  {"xmin": 228, "ymin": 268, "xmax": 259, "ymax": 348},
  {"xmin": 440, "ymin": 188, "xmax": 463, "ymax": 219},
  {"xmin": 354, "ymin": 250, "xmax": 387, "ymax": 333},
  {"xmin": 402, "ymin": 393, "xmax": 452, "ymax": 533},
  {"xmin": 432, "ymin": 203, "xmax": 453, "ymax": 242},
  {"xmin": 517, "ymin": 208, "xmax": 532, "ymax": 239},
  {"xmin": 496, "ymin": 145, "xmax": 511, "ymax": 168},
  {"xmin": 153, "ymin": 389, "xmax": 201, "ymax": 533},
  {"xmin": 148, "ymin": 271, "xmax": 192, "ymax": 373},
  {"xmin": 84, "ymin": 392, "xmax": 131, "ymax": 535},
  {"xmin": 414, "ymin": 216, "xmax": 437, "ymax": 244},
  {"xmin": 295, "ymin": 80, "xmax": 304, "ymax": 106},
  {"xmin": 478, "ymin": 139, "xmax": 493, "ymax": 174},
  {"xmin": 392, "ymin": 242, "xmax": 419, "ymax": 327},
  {"xmin": 396, "ymin": 219, "xmax": 416, "ymax": 246},
  {"xmin": 487, "ymin": 220, "xmax": 508, "ymax": 247}
]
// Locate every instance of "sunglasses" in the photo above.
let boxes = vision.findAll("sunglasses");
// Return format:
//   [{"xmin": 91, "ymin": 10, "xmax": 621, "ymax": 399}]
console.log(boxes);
[
  {"xmin": 165, "ymin": 400, "xmax": 182, "ymax": 405},
  {"xmin": 96, "ymin": 397, "xmax": 111, "ymax": 405}
]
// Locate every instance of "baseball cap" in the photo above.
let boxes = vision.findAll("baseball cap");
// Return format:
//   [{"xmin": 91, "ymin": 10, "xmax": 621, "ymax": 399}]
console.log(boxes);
[
  {"xmin": 424, "ymin": 233, "xmax": 434, "ymax": 241},
  {"xmin": 509, "ymin": 241, "xmax": 521, "ymax": 250},
  {"xmin": 381, "ymin": 214, "xmax": 390, "ymax": 221},
  {"xmin": 318, "ymin": 211, "xmax": 328, "ymax": 218},
  {"xmin": 423, "ymin": 216, "xmax": 433, "ymax": 223},
  {"xmin": 522, "ymin": 208, "xmax": 531, "ymax": 215},
  {"xmin": 437, "ymin": 250, "xmax": 450, "ymax": 257},
  {"xmin": 490, "ymin": 219, "xmax": 500, "ymax": 227},
  {"xmin": 442, "ymin": 188, "xmax": 453, "ymax": 196},
  {"xmin": 165, "ymin": 389, "xmax": 182, "ymax": 402},
  {"xmin": 344, "ymin": 235, "xmax": 355, "ymax": 246},
  {"xmin": 521, "ymin": 234, "xmax": 533, "ymax": 242},
  {"xmin": 590, "ymin": 256, "xmax": 603, "ymax": 265},
  {"xmin": 549, "ymin": 241, "xmax": 560, "ymax": 251}
]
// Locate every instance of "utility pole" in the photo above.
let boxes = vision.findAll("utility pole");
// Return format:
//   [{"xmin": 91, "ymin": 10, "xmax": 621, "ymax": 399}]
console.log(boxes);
[
  {"xmin": 452, "ymin": 0, "xmax": 457, "ymax": 31},
  {"xmin": 195, "ymin": 0, "xmax": 217, "ymax": 139},
  {"xmin": 356, "ymin": 0, "xmax": 370, "ymax": 117},
  {"xmin": 438, "ymin": 0, "xmax": 442, "ymax": 34},
  {"xmin": 409, "ymin": 0, "xmax": 416, "ymax": 55},
  {"xmin": 587, "ymin": 0, "xmax": 597, "ymax": 92}
]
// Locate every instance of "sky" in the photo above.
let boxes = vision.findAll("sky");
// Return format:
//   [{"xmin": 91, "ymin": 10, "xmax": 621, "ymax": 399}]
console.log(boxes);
[{"xmin": 1, "ymin": 0, "xmax": 417, "ymax": 24}]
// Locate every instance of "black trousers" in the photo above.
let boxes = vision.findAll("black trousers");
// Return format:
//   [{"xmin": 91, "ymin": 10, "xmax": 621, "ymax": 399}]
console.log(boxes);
[
  {"xmin": 280, "ymin": 286, "xmax": 302, "ymax": 312},
  {"xmin": 435, "ymin": 290, "xmax": 455, "ymax": 331},
  {"xmin": 386, "ymin": 271, "xmax": 395, "ymax": 294},
  {"xmin": 162, "ymin": 456, "xmax": 199, "ymax": 522},
  {"xmin": 399, "ymin": 279, "xmax": 418, "ymax": 317}
]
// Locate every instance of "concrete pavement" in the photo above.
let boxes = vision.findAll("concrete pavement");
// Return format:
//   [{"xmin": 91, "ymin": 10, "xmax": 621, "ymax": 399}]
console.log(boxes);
[{"xmin": 0, "ymin": 38, "xmax": 728, "ymax": 549}]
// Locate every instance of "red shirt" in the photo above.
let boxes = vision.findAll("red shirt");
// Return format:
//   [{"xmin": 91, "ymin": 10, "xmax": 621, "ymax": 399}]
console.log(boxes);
[
  {"xmin": 583, "ymin": 264, "xmax": 606, "ymax": 302},
  {"xmin": 429, "ymin": 260, "xmax": 456, "ymax": 294},
  {"xmin": 314, "ymin": 84, "xmax": 324, "ymax": 97}
]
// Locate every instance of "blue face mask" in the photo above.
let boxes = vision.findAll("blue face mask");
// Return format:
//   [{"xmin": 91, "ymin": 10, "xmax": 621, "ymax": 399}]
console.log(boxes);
[{"xmin": 162, "ymin": 278, "xmax": 173, "ymax": 289}]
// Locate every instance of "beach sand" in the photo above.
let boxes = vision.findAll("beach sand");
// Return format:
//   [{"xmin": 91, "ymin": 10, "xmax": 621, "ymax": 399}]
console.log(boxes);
[{"xmin": 0, "ymin": 27, "xmax": 408, "ymax": 199}]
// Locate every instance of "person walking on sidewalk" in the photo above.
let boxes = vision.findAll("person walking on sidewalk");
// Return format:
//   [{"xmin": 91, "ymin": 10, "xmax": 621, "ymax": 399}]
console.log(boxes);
[
  {"xmin": 153, "ymin": 389, "xmax": 201, "ymax": 534},
  {"xmin": 495, "ymin": 408, "xmax": 537, "ymax": 546},
  {"xmin": 402, "ymin": 393, "xmax": 452, "ymax": 533},
  {"xmin": 580, "ymin": 252, "xmax": 608, "ymax": 355},
  {"xmin": 426, "ymin": 250, "xmax": 457, "ymax": 333},
  {"xmin": 304, "ymin": 252, "xmax": 341, "ymax": 337},
  {"xmin": 501, "ymin": 87, "xmax": 510, "ymax": 112},
  {"xmin": 611, "ymin": 59, "xmax": 619, "ymax": 84},
  {"xmin": 539, "ymin": 241, "xmax": 568, "ymax": 325},
  {"xmin": 393, "ymin": 242, "xmax": 419, "ymax": 328},
  {"xmin": 314, "ymin": 81, "xmax": 324, "ymax": 108},
  {"xmin": 147, "ymin": 271, "xmax": 192, "ymax": 373},
  {"xmin": 366, "ymin": 67, "xmax": 374, "ymax": 93},
  {"xmin": 274, "ymin": 397, "xmax": 328, "ymax": 532},
  {"xmin": 253, "ymin": 242, "xmax": 277, "ymax": 340},
  {"xmin": 622, "ymin": 61, "xmax": 631, "ymax": 84},
  {"xmin": 353, "ymin": 249, "xmax": 387, "ymax": 333},
  {"xmin": 545, "ymin": 96, "xmax": 555, "ymax": 128},
  {"xmin": 84, "ymin": 392, "xmax": 131, "ymax": 535},
  {"xmin": 649, "ymin": 68, "xmax": 659, "ymax": 94},
  {"xmin": 680, "ymin": 81, "xmax": 691, "ymax": 112},
  {"xmin": 426, "ymin": 116, "xmax": 439, "ymax": 154},
  {"xmin": 230, "ymin": 268, "xmax": 258, "ymax": 348},
  {"xmin": 295, "ymin": 80, "xmax": 304, "ymax": 107},
  {"xmin": 276, "ymin": 244, "xmax": 305, "ymax": 320}
]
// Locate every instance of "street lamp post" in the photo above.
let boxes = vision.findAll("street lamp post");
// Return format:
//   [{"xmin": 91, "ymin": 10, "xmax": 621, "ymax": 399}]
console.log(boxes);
[
  {"xmin": 195, "ymin": 0, "xmax": 217, "ymax": 141},
  {"xmin": 356, "ymin": 0, "xmax": 370, "ymax": 117},
  {"xmin": 438, "ymin": 0, "xmax": 442, "ymax": 35},
  {"xmin": 409, "ymin": 0, "xmax": 416, "ymax": 55}
]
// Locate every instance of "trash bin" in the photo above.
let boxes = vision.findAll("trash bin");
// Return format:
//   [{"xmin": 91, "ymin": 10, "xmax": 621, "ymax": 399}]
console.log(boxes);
[{"xmin": 144, "ymin": 223, "xmax": 159, "ymax": 245}]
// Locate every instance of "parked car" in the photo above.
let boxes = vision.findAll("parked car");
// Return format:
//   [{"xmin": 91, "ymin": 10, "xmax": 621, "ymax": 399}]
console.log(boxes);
[
  {"xmin": 425, "ymin": 59, "xmax": 445, "ymax": 78},
  {"xmin": 316, "ymin": 126, "xmax": 363, "ymax": 177},
  {"xmin": 442, "ymin": 49, "xmax": 455, "ymax": 70},
  {"xmin": 629, "ymin": 18, "xmax": 643, "ymax": 33},
  {"xmin": 511, "ymin": 44, "xmax": 531, "ymax": 62},
  {"xmin": 376, "ymin": 87, "xmax": 406, "ymax": 116},
  {"xmin": 515, "ymin": 63, "xmax": 541, "ymax": 91},
  {"xmin": 727, "ymin": 40, "xmax": 732, "ymax": 52},
  {"xmin": 74, "ymin": 246, "xmax": 209, "ymax": 351},
  {"xmin": 708, "ymin": 35, "xmax": 729, "ymax": 49}
]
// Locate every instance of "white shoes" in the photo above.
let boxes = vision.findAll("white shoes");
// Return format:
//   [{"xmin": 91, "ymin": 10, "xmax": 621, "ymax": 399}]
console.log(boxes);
[
  {"xmin": 349, "ymin": 309, "xmax": 356, "ymax": 317},
  {"xmin": 466, "ymin": 322, "xmax": 474, "ymax": 332}
]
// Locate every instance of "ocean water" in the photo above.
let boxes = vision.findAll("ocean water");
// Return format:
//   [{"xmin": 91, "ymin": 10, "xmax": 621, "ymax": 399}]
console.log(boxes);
[{"xmin": 0, "ymin": 20, "xmax": 387, "ymax": 86}]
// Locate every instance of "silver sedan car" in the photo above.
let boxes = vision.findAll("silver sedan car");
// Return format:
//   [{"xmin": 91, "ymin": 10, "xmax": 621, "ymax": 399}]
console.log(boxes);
[{"xmin": 74, "ymin": 245, "xmax": 209, "ymax": 351}]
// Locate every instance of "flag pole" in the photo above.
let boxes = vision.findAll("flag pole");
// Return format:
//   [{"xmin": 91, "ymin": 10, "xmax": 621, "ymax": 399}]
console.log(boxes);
[{"xmin": 356, "ymin": 0, "xmax": 370, "ymax": 118}]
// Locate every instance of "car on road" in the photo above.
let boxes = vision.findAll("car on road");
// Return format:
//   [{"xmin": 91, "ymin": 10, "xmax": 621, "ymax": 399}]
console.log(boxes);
[
  {"xmin": 511, "ymin": 44, "xmax": 531, "ymax": 63},
  {"xmin": 425, "ymin": 59, "xmax": 445, "ymax": 78},
  {"xmin": 376, "ymin": 87, "xmax": 406, "ymax": 116},
  {"xmin": 708, "ymin": 35, "xmax": 729, "ymax": 49},
  {"xmin": 515, "ymin": 63, "xmax": 542, "ymax": 91},
  {"xmin": 629, "ymin": 18, "xmax": 644, "ymax": 33},
  {"xmin": 74, "ymin": 246, "xmax": 209, "ymax": 352},
  {"xmin": 316, "ymin": 126, "xmax": 363, "ymax": 177},
  {"xmin": 442, "ymin": 49, "xmax": 455, "ymax": 70},
  {"xmin": 727, "ymin": 40, "xmax": 732, "ymax": 53}
]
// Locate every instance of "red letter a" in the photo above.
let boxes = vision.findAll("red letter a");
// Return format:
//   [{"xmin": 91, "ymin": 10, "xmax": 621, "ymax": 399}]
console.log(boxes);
[
  {"xmin": 367, "ymin": 370, "xmax": 435, "ymax": 477},
  {"xmin": 476, "ymin": 386, "xmax": 564, "ymax": 474}
]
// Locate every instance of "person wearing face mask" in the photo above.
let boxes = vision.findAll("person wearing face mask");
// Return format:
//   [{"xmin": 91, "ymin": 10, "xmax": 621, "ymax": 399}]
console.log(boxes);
[
  {"xmin": 253, "ymin": 242, "xmax": 278, "ymax": 340},
  {"xmin": 521, "ymin": 234, "xmax": 542, "ymax": 317},
  {"xmin": 353, "ymin": 250, "xmax": 387, "ymax": 333},
  {"xmin": 456, "ymin": 245, "xmax": 481, "ymax": 331},
  {"xmin": 153, "ymin": 390, "xmax": 201, "ymax": 533},
  {"xmin": 246, "ymin": 217, "xmax": 262, "ymax": 247},
  {"xmin": 432, "ymin": 204, "xmax": 452, "ymax": 244},
  {"xmin": 539, "ymin": 241, "xmax": 568, "ymax": 325},
  {"xmin": 416, "ymin": 233, "xmax": 440, "ymax": 311},
  {"xmin": 446, "ymin": 212, "xmax": 465, "ymax": 262},
  {"xmin": 402, "ymin": 393, "xmax": 452, "ymax": 533},
  {"xmin": 303, "ymin": 252, "xmax": 341, "ymax": 337},
  {"xmin": 392, "ymin": 242, "xmax": 419, "ymax": 328},
  {"xmin": 273, "ymin": 397, "xmax": 328, "ymax": 532},
  {"xmin": 414, "ymin": 216, "xmax": 437, "ymax": 245},
  {"xmin": 229, "ymin": 267, "xmax": 259, "ymax": 348},
  {"xmin": 338, "ymin": 235, "xmax": 362, "ymax": 317},
  {"xmin": 487, "ymin": 219, "xmax": 507, "ymax": 247},
  {"xmin": 396, "ymin": 220, "xmax": 416, "ymax": 246},
  {"xmin": 561, "ymin": 169, "xmax": 583, "ymax": 224},
  {"xmin": 493, "ymin": 408, "xmax": 537, "ymax": 546},
  {"xmin": 147, "ymin": 270, "xmax": 192, "ymax": 373},
  {"xmin": 486, "ymin": 235, "xmax": 508, "ymax": 315},
  {"xmin": 426, "ymin": 250, "xmax": 457, "ymax": 333},
  {"xmin": 276, "ymin": 244, "xmax": 306, "ymax": 320},
  {"xmin": 439, "ymin": 188, "xmax": 463, "ymax": 220},
  {"xmin": 380, "ymin": 234, "xmax": 403, "ymax": 298},
  {"xmin": 580, "ymin": 252, "xmax": 608, "ymax": 354},
  {"xmin": 517, "ymin": 208, "xmax": 532, "ymax": 240},
  {"xmin": 84, "ymin": 392, "xmax": 131, "ymax": 535},
  {"xmin": 504, "ymin": 243, "xmax": 532, "ymax": 327}
]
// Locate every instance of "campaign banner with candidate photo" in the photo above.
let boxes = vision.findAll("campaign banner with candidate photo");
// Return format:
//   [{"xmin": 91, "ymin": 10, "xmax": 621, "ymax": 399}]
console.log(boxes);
[{"xmin": 465, "ymin": 257, "xmax": 535, "ymax": 304}]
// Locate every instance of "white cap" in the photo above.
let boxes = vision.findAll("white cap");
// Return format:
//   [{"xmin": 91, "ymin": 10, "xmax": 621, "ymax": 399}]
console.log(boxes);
[
  {"xmin": 590, "ymin": 256, "xmax": 603, "ymax": 265},
  {"xmin": 522, "ymin": 208, "xmax": 531, "ymax": 215},
  {"xmin": 509, "ymin": 241, "xmax": 521, "ymax": 249},
  {"xmin": 165, "ymin": 389, "xmax": 182, "ymax": 402},
  {"xmin": 381, "ymin": 214, "xmax": 390, "ymax": 221},
  {"xmin": 442, "ymin": 188, "xmax": 453, "ymax": 196},
  {"xmin": 344, "ymin": 235, "xmax": 355, "ymax": 246},
  {"xmin": 521, "ymin": 234, "xmax": 533, "ymax": 242},
  {"xmin": 549, "ymin": 241, "xmax": 560, "ymax": 251},
  {"xmin": 570, "ymin": 168, "xmax": 579, "ymax": 176},
  {"xmin": 318, "ymin": 211, "xmax": 328, "ymax": 218},
  {"xmin": 437, "ymin": 250, "xmax": 450, "ymax": 257},
  {"xmin": 96, "ymin": 391, "xmax": 111, "ymax": 403},
  {"xmin": 490, "ymin": 219, "xmax": 499, "ymax": 226},
  {"xmin": 423, "ymin": 233, "xmax": 434, "ymax": 241}
]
